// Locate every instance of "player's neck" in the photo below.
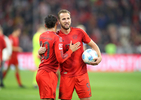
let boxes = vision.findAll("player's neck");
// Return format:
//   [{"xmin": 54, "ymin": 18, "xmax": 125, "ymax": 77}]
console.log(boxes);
[
  {"xmin": 47, "ymin": 28, "xmax": 56, "ymax": 32},
  {"xmin": 12, "ymin": 32, "xmax": 18, "ymax": 37},
  {"xmin": 61, "ymin": 28, "xmax": 70, "ymax": 34}
]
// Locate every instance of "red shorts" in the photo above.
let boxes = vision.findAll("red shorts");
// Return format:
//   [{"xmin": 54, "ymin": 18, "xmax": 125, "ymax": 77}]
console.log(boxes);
[
  {"xmin": 8, "ymin": 55, "xmax": 18, "ymax": 66},
  {"xmin": 36, "ymin": 70, "xmax": 58, "ymax": 99},
  {"xmin": 59, "ymin": 73, "xmax": 91, "ymax": 99}
]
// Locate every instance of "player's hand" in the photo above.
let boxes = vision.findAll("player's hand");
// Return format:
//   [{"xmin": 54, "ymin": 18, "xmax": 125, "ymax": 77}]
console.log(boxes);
[
  {"xmin": 18, "ymin": 47, "xmax": 23, "ymax": 52},
  {"xmin": 70, "ymin": 41, "xmax": 81, "ymax": 52},
  {"xmin": 38, "ymin": 44, "xmax": 46, "ymax": 55},
  {"xmin": 89, "ymin": 56, "xmax": 102, "ymax": 65}
]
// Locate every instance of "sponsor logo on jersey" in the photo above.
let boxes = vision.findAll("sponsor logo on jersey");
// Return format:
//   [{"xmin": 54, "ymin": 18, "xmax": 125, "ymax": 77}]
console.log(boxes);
[{"xmin": 59, "ymin": 43, "xmax": 63, "ymax": 50}]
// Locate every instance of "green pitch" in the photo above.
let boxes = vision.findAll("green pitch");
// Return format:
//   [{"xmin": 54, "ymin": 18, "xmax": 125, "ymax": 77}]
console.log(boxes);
[{"xmin": 0, "ymin": 70, "xmax": 141, "ymax": 100}]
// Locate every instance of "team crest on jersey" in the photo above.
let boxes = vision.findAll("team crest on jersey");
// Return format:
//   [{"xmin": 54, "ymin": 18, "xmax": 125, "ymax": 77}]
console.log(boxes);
[
  {"xmin": 59, "ymin": 43, "xmax": 63, "ymax": 50},
  {"xmin": 72, "ymin": 34, "xmax": 78, "ymax": 39}
]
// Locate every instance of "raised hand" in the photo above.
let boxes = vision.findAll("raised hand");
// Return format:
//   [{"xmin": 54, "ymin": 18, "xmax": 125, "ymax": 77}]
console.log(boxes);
[{"xmin": 69, "ymin": 41, "xmax": 81, "ymax": 52}]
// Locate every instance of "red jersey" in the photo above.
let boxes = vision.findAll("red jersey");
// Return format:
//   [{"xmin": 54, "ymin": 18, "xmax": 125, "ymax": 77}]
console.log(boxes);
[
  {"xmin": 0, "ymin": 35, "xmax": 6, "ymax": 61},
  {"xmin": 9, "ymin": 35, "xmax": 19, "ymax": 56},
  {"xmin": 57, "ymin": 27, "xmax": 91, "ymax": 77},
  {"xmin": 39, "ymin": 31, "xmax": 73, "ymax": 73}
]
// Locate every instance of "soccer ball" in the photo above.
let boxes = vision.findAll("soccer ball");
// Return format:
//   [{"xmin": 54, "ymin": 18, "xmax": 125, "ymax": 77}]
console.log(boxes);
[{"xmin": 82, "ymin": 49, "xmax": 98, "ymax": 64}]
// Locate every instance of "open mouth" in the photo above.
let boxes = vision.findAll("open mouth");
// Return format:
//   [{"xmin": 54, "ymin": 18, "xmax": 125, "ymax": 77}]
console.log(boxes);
[{"xmin": 65, "ymin": 24, "xmax": 69, "ymax": 27}]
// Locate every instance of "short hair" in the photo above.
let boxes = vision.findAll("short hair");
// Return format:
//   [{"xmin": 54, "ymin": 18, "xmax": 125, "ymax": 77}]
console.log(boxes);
[
  {"xmin": 45, "ymin": 15, "xmax": 57, "ymax": 28},
  {"xmin": 58, "ymin": 9, "xmax": 71, "ymax": 19}
]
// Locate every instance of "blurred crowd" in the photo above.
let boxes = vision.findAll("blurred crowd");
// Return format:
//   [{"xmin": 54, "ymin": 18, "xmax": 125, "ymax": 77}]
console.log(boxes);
[{"xmin": 0, "ymin": 0, "xmax": 141, "ymax": 53}]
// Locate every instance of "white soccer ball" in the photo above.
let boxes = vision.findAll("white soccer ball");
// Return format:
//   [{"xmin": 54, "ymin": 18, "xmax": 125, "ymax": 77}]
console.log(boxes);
[{"xmin": 82, "ymin": 49, "xmax": 98, "ymax": 64}]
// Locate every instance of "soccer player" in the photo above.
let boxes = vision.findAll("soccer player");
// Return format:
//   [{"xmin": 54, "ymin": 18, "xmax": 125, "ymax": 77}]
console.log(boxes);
[
  {"xmin": 0, "ymin": 26, "xmax": 6, "ymax": 87},
  {"xmin": 3, "ymin": 27, "xmax": 24, "ymax": 88},
  {"xmin": 36, "ymin": 14, "xmax": 81, "ymax": 100},
  {"xmin": 57, "ymin": 9, "xmax": 102, "ymax": 100},
  {"xmin": 32, "ymin": 25, "xmax": 46, "ymax": 88}
]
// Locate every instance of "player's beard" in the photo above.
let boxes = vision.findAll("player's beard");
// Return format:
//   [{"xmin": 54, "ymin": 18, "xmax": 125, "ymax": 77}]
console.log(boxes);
[{"xmin": 60, "ymin": 23, "xmax": 70, "ymax": 30}]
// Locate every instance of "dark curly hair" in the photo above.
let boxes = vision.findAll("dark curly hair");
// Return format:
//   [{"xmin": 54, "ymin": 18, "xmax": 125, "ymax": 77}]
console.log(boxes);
[{"xmin": 45, "ymin": 14, "xmax": 57, "ymax": 28}]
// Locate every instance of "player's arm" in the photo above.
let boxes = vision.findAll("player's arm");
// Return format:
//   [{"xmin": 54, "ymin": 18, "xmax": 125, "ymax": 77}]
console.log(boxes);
[
  {"xmin": 87, "ymin": 39, "xmax": 102, "ymax": 65},
  {"xmin": 1, "ymin": 38, "xmax": 6, "ymax": 66},
  {"xmin": 12, "ymin": 46, "xmax": 23, "ymax": 52},
  {"xmin": 5, "ymin": 37, "xmax": 12, "ymax": 56},
  {"xmin": 55, "ymin": 38, "xmax": 81, "ymax": 63},
  {"xmin": 81, "ymin": 28, "xmax": 102, "ymax": 65},
  {"xmin": 9, "ymin": 38, "xmax": 22, "ymax": 52},
  {"xmin": 3, "ymin": 37, "xmax": 6, "ymax": 49},
  {"xmin": 38, "ymin": 39, "xmax": 81, "ymax": 62}
]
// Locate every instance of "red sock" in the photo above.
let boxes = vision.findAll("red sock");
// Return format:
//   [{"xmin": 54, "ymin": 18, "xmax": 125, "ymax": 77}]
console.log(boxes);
[{"xmin": 15, "ymin": 72, "xmax": 22, "ymax": 86}]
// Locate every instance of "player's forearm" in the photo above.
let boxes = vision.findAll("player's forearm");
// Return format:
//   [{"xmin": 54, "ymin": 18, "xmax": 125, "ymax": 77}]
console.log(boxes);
[
  {"xmin": 12, "ymin": 46, "xmax": 22, "ymax": 52},
  {"xmin": 88, "ymin": 40, "xmax": 102, "ymax": 57},
  {"xmin": 56, "ymin": 49, "xmax": 73, "ymax": 63}
]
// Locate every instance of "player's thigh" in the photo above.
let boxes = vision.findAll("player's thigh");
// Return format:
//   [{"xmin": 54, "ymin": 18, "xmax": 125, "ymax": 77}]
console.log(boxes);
[
  {"xmin": 59, "ymin": 76, "xmax": 75, "ymax": 99},
  {"xmin": 75, "ymin": 73, "xmax": 91, "ymax": 99}
]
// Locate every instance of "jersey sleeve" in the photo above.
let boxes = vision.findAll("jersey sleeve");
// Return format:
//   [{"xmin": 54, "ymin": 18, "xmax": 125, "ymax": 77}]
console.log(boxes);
[
  {"xmin": 55, "ymin": 36, "xmax": 73, "ymax": 63},
  {"xmin": 4, "ymin": 36, "xmax": 12, "ymax": 55},
  {"xmin": 2, "ymin": 37, "xmax": 6, "ymax": 49},
  {"xmin": 9, "ymin": 36, "xmax": 13, "ymax": 45},
  {"xmin": 81, "ymin": 29, "xmax": 91, "ymax": 43}
]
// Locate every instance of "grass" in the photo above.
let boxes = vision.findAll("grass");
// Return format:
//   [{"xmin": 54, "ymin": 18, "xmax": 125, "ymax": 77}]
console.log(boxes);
[{"xmin": 0, "ymin": 70, "xmax": 141, "ymax": 100}]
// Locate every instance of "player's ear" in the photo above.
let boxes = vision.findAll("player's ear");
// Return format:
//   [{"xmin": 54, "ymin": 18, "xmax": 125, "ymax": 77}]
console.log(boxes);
[
  {"xmin": 44, "ymin": 24, "xmax": 47, "ymax": 28},
  {"xmin": 58, "ymin": 21, "xmax": 60, "ymax": 25},
  {"xmin": 56, "ymin": 21, "xmax": 59, "ymax": 25}
]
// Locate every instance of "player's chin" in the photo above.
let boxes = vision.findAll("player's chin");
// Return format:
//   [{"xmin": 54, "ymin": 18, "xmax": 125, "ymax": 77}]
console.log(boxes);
[
  {"xmin": 65, "ymin": 27, "xmax": 70, "ymax": 30},
  {"xmin": 62, "ymin": 27, "xmax": 69, "ymax": 30},
  {"xmin": 64, "ymin": 25, "xmax": 70, "ymax": 29}
]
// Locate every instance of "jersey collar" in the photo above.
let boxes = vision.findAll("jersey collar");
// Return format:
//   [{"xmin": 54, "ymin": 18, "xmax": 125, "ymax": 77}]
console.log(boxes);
[{"xmin": 60, "ymin": 27, "xmax": 73, "ymax": 35}]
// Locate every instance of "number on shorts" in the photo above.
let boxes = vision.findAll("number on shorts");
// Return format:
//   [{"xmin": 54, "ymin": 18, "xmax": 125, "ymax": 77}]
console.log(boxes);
[{"xmin": 86, "ymin": 83, "xmax": 90, "ymax": 91}]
